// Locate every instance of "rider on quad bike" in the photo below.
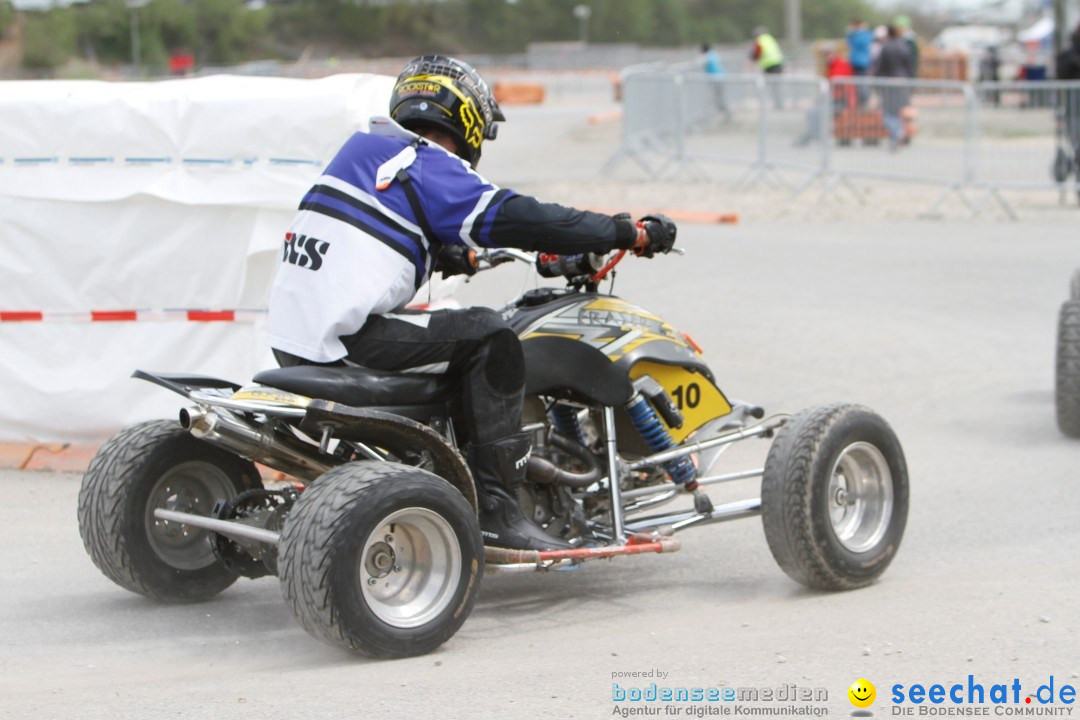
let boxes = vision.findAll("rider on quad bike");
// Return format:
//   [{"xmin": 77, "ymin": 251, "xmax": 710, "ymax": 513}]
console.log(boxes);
[{"xmin": 267, "ymin": 55, "xmax": 677, "ymax": 551}]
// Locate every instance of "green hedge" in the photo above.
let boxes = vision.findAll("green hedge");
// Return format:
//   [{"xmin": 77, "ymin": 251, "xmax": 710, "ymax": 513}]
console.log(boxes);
[{"xmin": 17, "ymin": 0, "xmax": 879, "ymax": 73}]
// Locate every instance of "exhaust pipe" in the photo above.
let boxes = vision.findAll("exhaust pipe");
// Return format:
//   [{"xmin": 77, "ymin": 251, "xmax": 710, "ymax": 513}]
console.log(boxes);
[
  {"xmin": 527, "ymin": 434, "xmax": 602, "ymax": 489},
  {"xmin": 180, "ymin": 407, "xmax": 336, "ymax": 481}
]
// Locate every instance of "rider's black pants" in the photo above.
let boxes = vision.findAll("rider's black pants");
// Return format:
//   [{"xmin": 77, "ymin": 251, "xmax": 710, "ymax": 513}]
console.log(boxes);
[{"xmin": 275, "ymin": 307, "xmax": 524, "ymax": 447}]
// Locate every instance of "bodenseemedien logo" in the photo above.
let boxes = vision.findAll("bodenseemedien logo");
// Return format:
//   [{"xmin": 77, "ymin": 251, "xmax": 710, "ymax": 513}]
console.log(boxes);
[{"xmin": 610, "ymin": 681, "xmax": 829, "ymax": 716}]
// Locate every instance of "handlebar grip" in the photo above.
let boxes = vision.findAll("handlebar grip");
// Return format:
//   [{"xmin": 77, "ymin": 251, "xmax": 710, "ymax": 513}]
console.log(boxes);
[{"xmin": 537, "ymin": 253, "xmax": 604, "ymax": 279}]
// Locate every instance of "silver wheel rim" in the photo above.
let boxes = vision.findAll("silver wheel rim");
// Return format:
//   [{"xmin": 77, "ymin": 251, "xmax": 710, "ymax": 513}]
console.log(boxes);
[
  {"xmin": 146, "ymin": 461, "xmax": 236, "ymax": 570},
  {"xmin": 827, "ymin": 442, "xmax": 894, "ymax": 554},
  {"xmin": 359, "ymin": 507, "xmax": 462, "ymax": 630}
]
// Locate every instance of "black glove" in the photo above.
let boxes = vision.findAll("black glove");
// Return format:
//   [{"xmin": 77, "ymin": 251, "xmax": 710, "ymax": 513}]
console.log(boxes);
[
  {"xmin": 436, "ymin": 245, "xmax": 478, "ymax": 279},
  {"xmin": 634, "ymin": 214, "xmax": 677, "ymax": 258}
]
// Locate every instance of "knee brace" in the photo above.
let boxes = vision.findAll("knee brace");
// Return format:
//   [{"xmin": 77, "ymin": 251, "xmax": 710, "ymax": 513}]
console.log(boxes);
[{"xmin": 484, "ymin": 328, "xmax": 525, "ymax": 396}]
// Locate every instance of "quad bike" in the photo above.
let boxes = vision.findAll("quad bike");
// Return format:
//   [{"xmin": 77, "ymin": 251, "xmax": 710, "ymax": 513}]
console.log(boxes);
[
  {"xmin": 1055, "ymin": 269, "xmax": 1080, "ymax": 437},
  {"xmin": 78, "ymin": 247, "xmax": 909, "ymax": 659}
]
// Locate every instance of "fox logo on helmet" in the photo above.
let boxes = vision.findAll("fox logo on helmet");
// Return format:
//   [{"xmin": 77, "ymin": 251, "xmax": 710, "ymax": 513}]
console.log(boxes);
[{"xmin": 459, "ymin": 101, "xmax": 483, "ymax": 149}]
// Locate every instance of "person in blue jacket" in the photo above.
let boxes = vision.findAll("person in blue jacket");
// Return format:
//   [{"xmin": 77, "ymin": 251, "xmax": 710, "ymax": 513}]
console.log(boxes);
[
  {"xmin": 268, "ymin": 55, "xmax": 676, "ymax": 550},
  {"xmin": 701, "ymin": 43, "xmax": 732, "ymax": 122},
  {"xmin": 846, "ymin": 18, "xmax": 873, "ymax": 106}
]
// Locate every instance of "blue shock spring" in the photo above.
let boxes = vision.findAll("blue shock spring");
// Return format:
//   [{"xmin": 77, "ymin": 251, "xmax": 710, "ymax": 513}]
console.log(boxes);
[
  {"xmin": 550, "ymin": 404, "xmax": 588, "ymax": 446},
  {"xmin": 625, "ymin": 394, "xmax": 697, "ymax": 485}
]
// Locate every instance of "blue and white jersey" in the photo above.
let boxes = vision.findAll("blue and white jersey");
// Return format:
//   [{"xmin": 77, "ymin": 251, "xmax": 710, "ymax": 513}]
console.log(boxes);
[{"xmin": 268, "ymin": 117, "xmax": 514, "ymax": 363}]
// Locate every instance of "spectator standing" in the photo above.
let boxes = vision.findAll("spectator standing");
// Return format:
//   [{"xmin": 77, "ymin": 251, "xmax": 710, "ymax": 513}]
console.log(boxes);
[
  {"xmin": 827, "ymin": 48, "xmax": 856, "ymax": 111},
  {"xmin": 1055, "ymin": 25, "xmax": 1079, "ymax": 81},
  {"xmin": 168, "ymin": 50, "xmax": 195, "ymax": 77},
  {"xmin": 750, "ymin": 26, "xmax": 784, "ymax": 74},
  {"xmin": 979, "ymin": 46, "xmax": 1002, "ymax": 107},
  {"xmin": 701, "ymin": 43, "xmax": 732, "ymax": 123},
  {"xmin": 750, "ymin": 26, "xmax": 784, "ymax": 108},
  {"xmin": 894, "ymin": 14, "xmax": 920, "ymax": 78},
  {"xmin": 1056, "ymin": 23, "xmax": 1080, "ymax": 179},
  {"xmin": 795, "ymin": 46, "xmax": 853, "ymax": 146},
  {"xmin": 846, "ymin": 19, "xmax": 873, "ymax": 106},
  {"xmin": 874, "ymin": 25, "xmax": 914, "ymax": 151},
  {"xmin": 703, "ymin": 43, "xmax": 724, "ymax": 76},
  {"xmin": 870, "ymin": 25, "xmax": 888, "ymax": 67}
]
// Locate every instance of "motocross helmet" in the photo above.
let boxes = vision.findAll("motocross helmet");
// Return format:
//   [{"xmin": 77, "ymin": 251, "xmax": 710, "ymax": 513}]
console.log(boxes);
[{"xmin": 389, "ymin": 54, "xmax": 506, "ymax": 168}]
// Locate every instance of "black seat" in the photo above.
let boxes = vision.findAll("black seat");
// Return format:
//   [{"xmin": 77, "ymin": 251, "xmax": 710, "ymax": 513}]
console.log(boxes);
[{"xmin": 253, "ymin": 365, "xmax": 455, "ymax": 408}]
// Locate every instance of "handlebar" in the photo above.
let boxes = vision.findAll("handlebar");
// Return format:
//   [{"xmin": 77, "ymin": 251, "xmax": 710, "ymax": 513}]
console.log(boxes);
[{"xmin": 471, "ymin": 246, "xmax": 684, "ymax": 285}]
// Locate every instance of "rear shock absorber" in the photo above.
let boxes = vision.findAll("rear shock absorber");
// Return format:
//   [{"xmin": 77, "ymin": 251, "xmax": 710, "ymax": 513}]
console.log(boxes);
[
  {"xmin": 625, "ymin": 392, "xmax": 698, "ymax": 488},
  {"xmin": 550, "ymin": 404, "xmax": 588, "ymax": 446}
]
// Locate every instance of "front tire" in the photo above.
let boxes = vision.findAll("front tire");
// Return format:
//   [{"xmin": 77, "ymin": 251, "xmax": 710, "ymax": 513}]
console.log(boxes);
[
  {"xmin": 1068, "ymin": 270, "xmax": 1080, "ymax": 300},
  {"xmin": 761, "ymin": 404, "xmax": 908, "ymax": 591},
  {"xmin": 77, "ymin": 419, "xmax": 262, "ymax": 602},
  {"xmin": 278, "ymin": 462, "xmax": 483, "ymax": 658},
  {"xmin": 1055, "ymin": 299, "xmax": 1080, "ymax": 437}
]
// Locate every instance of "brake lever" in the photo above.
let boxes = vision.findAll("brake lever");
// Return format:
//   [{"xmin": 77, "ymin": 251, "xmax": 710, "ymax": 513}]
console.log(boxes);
[
  {"xmin": 475, "ymin": 248, "xmax": 537, "ymax": 269},
  {"xmin": 488, "ymin": 254, "xmax": 517, "ymax": 267}
]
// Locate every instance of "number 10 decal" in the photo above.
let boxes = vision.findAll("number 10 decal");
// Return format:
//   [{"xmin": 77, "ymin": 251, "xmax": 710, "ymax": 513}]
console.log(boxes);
[{"xmin": 671, "ymin": 383, "xmax": 701, "ymax": 410}]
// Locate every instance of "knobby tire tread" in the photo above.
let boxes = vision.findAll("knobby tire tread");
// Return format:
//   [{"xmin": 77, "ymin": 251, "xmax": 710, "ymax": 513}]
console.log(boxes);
[
  {"xmin": 763, "ymin": 404, "xmax": 854, "ymax": 591},
  {"xmin": 1055, "ymin": 300, "xmax": 1080, "ymax": 437},
  {"xmin": 279, "ymin": 461, "xmax": 480, "ymax": 658},
  {"xmin": 78, "ymin": 420, "xmax": 187, "ymax": 598},
  {"xmin": 78, "ymin": 419, "xmax": 258, "ymax": 602},
  {"xmin": 762, "ymin": 403, "xmax": 907, "ymax": 591}
]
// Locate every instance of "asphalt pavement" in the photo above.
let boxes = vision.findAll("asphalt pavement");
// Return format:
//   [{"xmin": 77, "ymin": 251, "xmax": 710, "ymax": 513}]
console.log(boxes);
[{"xmin": 3, "ymin": 216, "xmax": 1079, "ymax": 719}]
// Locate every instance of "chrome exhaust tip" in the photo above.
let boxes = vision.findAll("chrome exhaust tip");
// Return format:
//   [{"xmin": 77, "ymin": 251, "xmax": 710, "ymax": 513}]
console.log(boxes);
[{"xmin": 179, "ymin": 407, "xmax": 211, "ymax": 434}]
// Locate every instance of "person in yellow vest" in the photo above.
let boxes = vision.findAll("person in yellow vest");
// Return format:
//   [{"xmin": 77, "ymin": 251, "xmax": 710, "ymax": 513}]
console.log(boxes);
[
  {"xmin": 750, "ymin": 26, "xmax": 784, "ymax": 75},
  {"xmin": 750, "ymin": 26, "xmax": 785, "ymax": 109}
]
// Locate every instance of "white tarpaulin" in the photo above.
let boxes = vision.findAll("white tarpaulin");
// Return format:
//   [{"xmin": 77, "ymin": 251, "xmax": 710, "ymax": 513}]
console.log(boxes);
[
  {"xmin": 1017, "ymin": 16, "xmax": 1053, "ymax": 44},
  {"xmin": 0, "ymin": 74, "xmax": 395, "ymax": 442}
]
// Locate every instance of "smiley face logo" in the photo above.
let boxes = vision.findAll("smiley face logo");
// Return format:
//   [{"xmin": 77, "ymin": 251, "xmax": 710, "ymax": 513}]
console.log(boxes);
[{"xmin": 848, "ymin": 679, "xmax": 876, "ymax": 708}]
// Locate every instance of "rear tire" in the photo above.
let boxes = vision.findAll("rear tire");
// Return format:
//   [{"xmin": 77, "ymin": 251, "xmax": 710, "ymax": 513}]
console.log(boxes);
[
  {"xmin": 278, "ymin": 461, "xmax": 482, "ymax": 658},
  {"xmin": 77, "ymin": 419, "xmax": 261, "ymax": 602},
  {"xmin": 1055, "ymin": 300, "xmax": 1080, "ymax": 437},
  {"xmin": 761, "ymin": 404, "xmax": 908, "ymax": 591}
]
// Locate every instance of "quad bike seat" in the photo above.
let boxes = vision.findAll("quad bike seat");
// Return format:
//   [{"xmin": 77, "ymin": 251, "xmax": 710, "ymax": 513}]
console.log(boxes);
[{"xmin": 253, "ymin": 365, "xmax": 455, "ymax": 408}]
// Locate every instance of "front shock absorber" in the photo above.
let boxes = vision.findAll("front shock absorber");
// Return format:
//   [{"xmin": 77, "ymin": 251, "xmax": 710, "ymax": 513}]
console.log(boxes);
[{"xmin": 624, "ymin": 392, "xmax": 697, "ymax": 487}]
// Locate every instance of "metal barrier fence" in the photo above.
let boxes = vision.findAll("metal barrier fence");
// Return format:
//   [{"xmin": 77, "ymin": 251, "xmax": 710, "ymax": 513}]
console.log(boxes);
[
  {"xmin": 974, "ymin": 81, "xmax": 1080, "ymax": 201},
  {"xmin": 607, "ymin": 70, "xmax": 1080, "ymax": 218}
]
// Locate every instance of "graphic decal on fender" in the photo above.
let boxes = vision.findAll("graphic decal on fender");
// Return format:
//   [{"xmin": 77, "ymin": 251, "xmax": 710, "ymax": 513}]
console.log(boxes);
[
  {"xmin": 628, "ymin": 362, "xmax": 732, "ymax": 442},
  {"xmin": 520, "ymin": 297, "xmax": 689, "ymax": 361},
  {"xmin": 232, "ymin": 388, "xmax": 311, "ymax": 407}
]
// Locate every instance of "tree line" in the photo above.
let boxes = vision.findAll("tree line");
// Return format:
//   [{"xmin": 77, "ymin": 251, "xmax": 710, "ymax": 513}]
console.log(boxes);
[{"xmin": 2, "ymin": 0, "xmax": 882, "ymax": 72}]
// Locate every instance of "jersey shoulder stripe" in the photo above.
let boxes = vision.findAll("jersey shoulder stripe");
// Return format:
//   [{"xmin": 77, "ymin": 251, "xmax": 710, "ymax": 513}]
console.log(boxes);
[
  {"xmin": 304, "ymin": 184, "xmax": 423, "ymax": 247},
  {"xmin": 459, "ymin": 188, "xmax": 498, "ymax": 248},
  {"xmin": 297, "ymin": 201, "xmax": 426, "ymax": 289},
  {"xmin": 315, "ymin": 173, "xmax": 424, "ymax": 238},
  {"xmin": 472, "ymin": 188, "xmax": 514, "ymax": 247}
]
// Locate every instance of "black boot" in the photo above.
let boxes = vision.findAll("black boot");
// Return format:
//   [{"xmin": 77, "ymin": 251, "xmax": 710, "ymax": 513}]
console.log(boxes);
[{"xmin": 468, "ymin": 433, "xmax": 573, "ymax": 551}]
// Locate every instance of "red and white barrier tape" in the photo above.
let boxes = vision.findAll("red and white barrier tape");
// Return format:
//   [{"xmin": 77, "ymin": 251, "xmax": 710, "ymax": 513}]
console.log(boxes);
[{"xmin": 0, "ymin": 309, "xmax": 268, "ymax": 323}]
